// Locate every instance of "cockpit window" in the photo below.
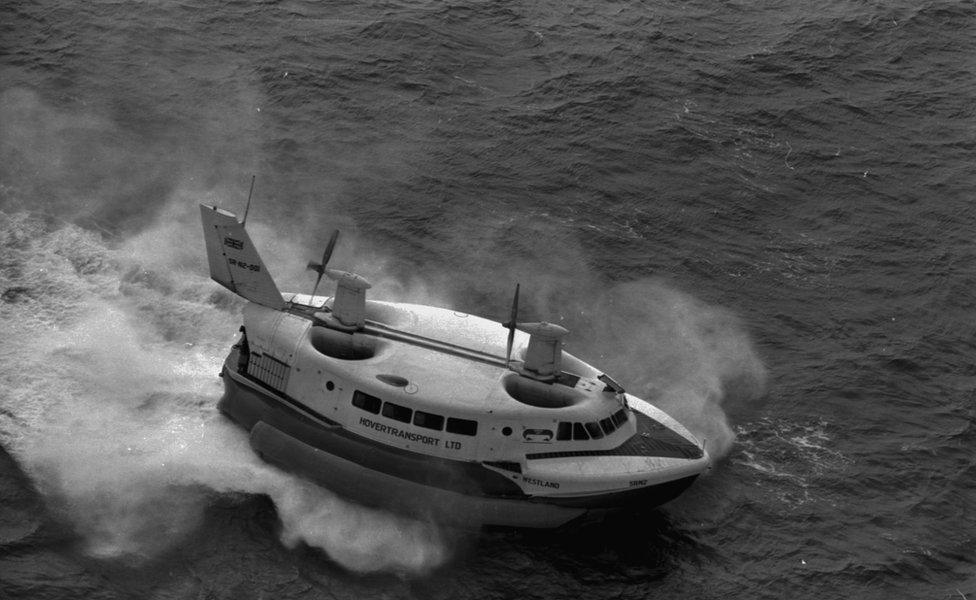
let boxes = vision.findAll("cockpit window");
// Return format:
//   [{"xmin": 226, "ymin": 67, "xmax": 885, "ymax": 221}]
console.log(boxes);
[
  {"xmin": 556, "ymin": 415, "xmax": 627, "ymax": 442},
  {"xmin": 584, "ymin": 422, "xmax": 604, "ymax": 439}
]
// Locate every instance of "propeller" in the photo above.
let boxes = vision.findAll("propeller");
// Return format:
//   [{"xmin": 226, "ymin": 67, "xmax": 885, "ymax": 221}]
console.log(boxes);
[
  {"xmin": 502, "ymin": 283, "xmax": 520, "ymax": 366},
  {"xmin": 307, "ymin": 230, "xmax": 340, "ymax": 297}
]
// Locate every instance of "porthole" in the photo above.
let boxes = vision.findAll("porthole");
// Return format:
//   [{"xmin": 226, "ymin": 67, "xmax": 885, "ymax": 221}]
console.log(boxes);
[
  {"xmin": 326, "ymin": 381, "xmax": 335, "ymax": 391},
  {"xmin": 502, "ymin": 426, "xmax": 512, "ymax": 436}
]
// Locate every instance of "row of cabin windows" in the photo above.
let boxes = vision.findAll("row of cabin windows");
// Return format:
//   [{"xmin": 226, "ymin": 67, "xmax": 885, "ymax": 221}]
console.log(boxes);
[
  {"xmin": 352, "ymin": 391, "xmax": 478, "ymax": 436},
  {"xmin": 555, "ymin": 409, "xmax": 629, "ymax": 441}
]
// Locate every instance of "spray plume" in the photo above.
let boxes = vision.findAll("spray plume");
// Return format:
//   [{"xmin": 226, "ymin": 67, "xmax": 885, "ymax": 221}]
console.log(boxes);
[
  {"xmin": 580, "ymin": 279, "xmax": 767, "ymax": 458},
  {"xmin": 0, "ymin": 208, "xmax": 448, "ymax": 574}
]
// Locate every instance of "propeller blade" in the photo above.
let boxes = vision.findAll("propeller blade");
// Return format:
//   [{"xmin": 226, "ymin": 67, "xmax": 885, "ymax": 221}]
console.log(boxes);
[
  {"xmin": 307, "ymin": 230, "xmax": 340, "ymax": 298},
  {"xmin": 505, "ymin": 283, "xmax": 519, "ymax": 365},
  {"xmin": 321, "ymin": 230, "xmax": 340, "ymax": 268},
  {"xmin": 509, "ymin": 283, "xmax": 520, "ymax": 325},
  {"xmin": 310, "ymin": 271, "xmax": 325, "ymax": 297}
]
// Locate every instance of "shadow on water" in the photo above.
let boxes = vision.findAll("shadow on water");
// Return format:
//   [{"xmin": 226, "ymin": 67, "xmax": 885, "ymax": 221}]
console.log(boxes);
[
  {"xmin": 0, "ymin": 444, "xmax": 58, "ymax": 552},
  {"xmin": 523, "ymin": 508, "xmax": 697, "ymax": 573},
  {"xmin": 412, "ymin": 508, "xmax": 702, "ymax": 596}
]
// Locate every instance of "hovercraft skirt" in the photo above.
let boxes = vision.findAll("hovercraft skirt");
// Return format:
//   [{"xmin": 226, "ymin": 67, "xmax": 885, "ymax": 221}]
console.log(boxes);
[{"xmin": 249, "ymin": 419, "xmax": 587, "ymax": 528}]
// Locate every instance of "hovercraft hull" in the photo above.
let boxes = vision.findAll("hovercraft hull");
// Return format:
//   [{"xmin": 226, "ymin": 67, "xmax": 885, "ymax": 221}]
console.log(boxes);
[{"xmin": 218, "ymin": 364, "xmax": 700, "ymax": 528}]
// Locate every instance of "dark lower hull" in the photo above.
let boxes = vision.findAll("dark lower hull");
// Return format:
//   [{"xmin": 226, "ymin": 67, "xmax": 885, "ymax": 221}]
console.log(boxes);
[{"xmin": 218, "ymin": 365, "xmax": 700, "ymax": 527}]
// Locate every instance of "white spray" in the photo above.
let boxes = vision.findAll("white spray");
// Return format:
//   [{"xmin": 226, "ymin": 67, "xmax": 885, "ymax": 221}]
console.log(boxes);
[
  {"xmin": 580, "ymin": 279, "xmax": 767, "ymax": 459},
  {"xmin": 0, "ymin": 209, "xmax": 448, "ymax": 574}
]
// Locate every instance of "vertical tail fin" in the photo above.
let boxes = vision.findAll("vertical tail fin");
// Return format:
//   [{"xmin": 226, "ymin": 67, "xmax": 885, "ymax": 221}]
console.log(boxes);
[{"xmin": 200, "ymin": 203, "xmax": 284, "ymax": 309}]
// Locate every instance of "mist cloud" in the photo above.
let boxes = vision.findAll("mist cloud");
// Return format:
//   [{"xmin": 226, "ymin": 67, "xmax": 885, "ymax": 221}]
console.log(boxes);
[{"xmin": 0, "ymin": 211, "xmax": 449, "ymax": 574}]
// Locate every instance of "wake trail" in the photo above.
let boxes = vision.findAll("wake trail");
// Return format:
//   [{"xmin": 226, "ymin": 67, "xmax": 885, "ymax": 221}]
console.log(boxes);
[{"xmin": 0, "ymin": 208, "xmax": 448, "ymax": 574}]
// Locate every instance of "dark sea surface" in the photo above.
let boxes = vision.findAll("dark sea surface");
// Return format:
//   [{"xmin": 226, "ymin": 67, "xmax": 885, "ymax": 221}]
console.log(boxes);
[{"xmin": 1, "ymin": 0, "xmax": 974, "ymax": 598}]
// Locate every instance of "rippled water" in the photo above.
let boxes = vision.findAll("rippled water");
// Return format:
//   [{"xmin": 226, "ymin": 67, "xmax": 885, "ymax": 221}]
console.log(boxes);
[{"xmin": 1, "ymin": 1, "xmax": 974, "ymax": 598}]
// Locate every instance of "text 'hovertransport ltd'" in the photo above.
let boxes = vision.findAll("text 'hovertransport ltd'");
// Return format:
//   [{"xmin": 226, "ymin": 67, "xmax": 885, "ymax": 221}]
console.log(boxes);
[{"xmin": 359, "ymin": 417, "xmax": 441, "ymax": 447}]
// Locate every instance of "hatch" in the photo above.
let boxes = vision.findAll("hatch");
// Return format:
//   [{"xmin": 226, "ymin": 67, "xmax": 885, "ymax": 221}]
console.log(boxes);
[{"xmin": 502, "ymin": 372, "xmax": 585, "ymax": 408}]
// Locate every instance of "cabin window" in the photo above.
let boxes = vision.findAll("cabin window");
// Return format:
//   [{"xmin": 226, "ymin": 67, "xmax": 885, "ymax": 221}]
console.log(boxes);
[
  {"xmin": 413, "ymin": 410, "xmax": 444, "ymax": 430},
  {"xmin": 446, "ymin": 417, "xmax": 478, "ymax": 436},
  {"xmin": 556, "ymin": 421, "xmax": 572, "ymax": 441},
  {"xmin": 599, "ymin": 417, "xmax": 615, "ymax": 435},
  {"xmin": 585, "ymin": 422, "xmax": 604, "ymax": 439},
  {"xmin": 382, "ymin": 401, "xmax": 412, "ymax": 423},
  {"xmin": 611, "ymin": 409, "xmax": 629, "ymax": 428},
  {"xmin": 572, "ymin": 422, "xmax": 589, "ymax": 441},
  {"xmin": 352, "ymin": 390, "xmax": 381, "ymax": 414}
]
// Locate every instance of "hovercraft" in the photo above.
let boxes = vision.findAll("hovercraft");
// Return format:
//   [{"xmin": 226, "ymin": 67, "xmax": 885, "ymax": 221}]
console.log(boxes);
[{"xmin": 201, "ymin": 203, "xmax": 709, "ymax": 528}]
